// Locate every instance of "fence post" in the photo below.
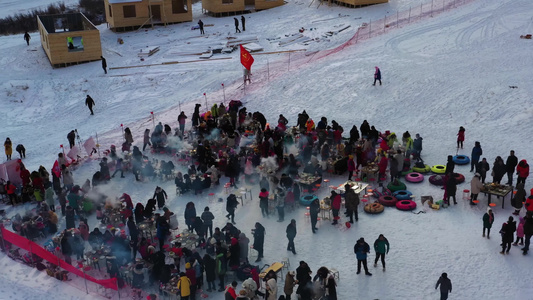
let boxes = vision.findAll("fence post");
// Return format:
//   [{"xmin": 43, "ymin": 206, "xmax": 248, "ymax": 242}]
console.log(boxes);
[
  {"xmin": 288, "ymin": 52, "xmax": 291, "ymax": 71},
  {"xmin": 0, "ymin": 227, "xmax": 6, "ymax": 252},
  {"xmin": 117, "ymin": 279, "xmax": 121, "ymax": 299},
  {"xmin": 83, "ymin": 269, "xmax": 89, "ymax": 294},
  {"xmin": 29, "ymin": 242, "xmax": 34, "ymax": 267},
  {"xmin": 267, "ymin": 59, "xmax": 270, "ymax": 82}
]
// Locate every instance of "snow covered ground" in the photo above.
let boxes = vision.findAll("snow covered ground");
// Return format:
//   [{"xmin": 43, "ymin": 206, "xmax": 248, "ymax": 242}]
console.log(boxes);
[
  {"xmin": 0, "ymin": 0, "xmax": 80, "ymax": 18},
  {"xmin": 1, "ymin": 0, "xmax": 533, "ymax": 298}
]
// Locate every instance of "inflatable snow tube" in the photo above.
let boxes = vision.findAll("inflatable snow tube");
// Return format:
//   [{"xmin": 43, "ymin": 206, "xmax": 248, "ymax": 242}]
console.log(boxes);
[
  {"xmin": 393, "ymin": 190, "xmax": 413, "ymax": 200},
  {"xmin": 373, "ymin": 189, "xmax": 392, "ymax": 199},
  {"xmin": 454, "ymin": 173, "xmax": 465, "ymax": 184},
  {"xmin": 387, "ymin": 181, "xmax": 407, "ymax": 192},
  {"xmin": 412, "ymin": 164, "xmax": 431, "ymax": 173},
  {"xmin": 453, "ymin": 155, "xmax": 470, "ymax": 165},
  {"xmin": 431, "ymin": 165, "xmax": 446, "ymax": 174},
  {"xmin": 378, "ymin": 195, "xmax": 398, "ymax": 207},
  {"xmin": 299, "ymin": 195, "xmax": 318, "ymax": 206},
  {"xmin": 396, "ymin": 199, "xmax": 417, "ymax": 211},
  {"xmin": 364, "ymin": 202, "xmax": 385, "ymax": 214},
  {"xmin": 405, "ymin": 172, "xmax": 424, "ymax": 183},
  {"xmin": 400, "ymin": 169, "xmax": 413, "ymax": 176},
  {"xmin": 429, "ymin": 175, "xmax": 444, "ymax": 186}
]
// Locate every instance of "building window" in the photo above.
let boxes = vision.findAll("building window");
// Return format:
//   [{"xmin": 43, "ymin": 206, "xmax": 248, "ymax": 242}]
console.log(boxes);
[
  {"xmin": 67, "ymin": 36, "xmax": 84, "ymax": 52},
  {"xmin": 222, "ymin": 0, "xmax": 233, "ymax": 3},
  {"xmin": 172, "ymin": 0, "xmax": 188, "ymax": 13},
  {"xmin": 123, "ymin": 5, "xmax": 136, "ymax": 18},
  {"xmin": 109, "ymin": 5, "xmax": 112, "ymax": 17}
]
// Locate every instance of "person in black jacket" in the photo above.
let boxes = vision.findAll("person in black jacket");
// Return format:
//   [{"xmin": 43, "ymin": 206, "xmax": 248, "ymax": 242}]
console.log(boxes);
[
  {"xmin": 492, "ymin": 156, "xmax": 506, "ymax": 184},
  {"xmin": 286, "ymin": 219, "xmax": 297, "ymax": 255},
  {"xmin": 500, "ymin": 216, "xmax": 517, "ymax": 254},
  {"xmin": 505, "ymin": 150, "xmax": 518, "ymax": 185},
  {"xmin": 127, "ymin": 216, "xmax": 139, "ymax": 260},
  {"xmin": 445, "ymin": 155, "xmax": 455, "ymax": 176},
  {"xmin": 153, "ymin": 186, "xmax": 168, "ymax": 209},
  {"xmin": 310, "ymin": 199, "xmax": 320, "ymax": 233},
  {"xmin": 203, "ymin": 254, "xmax": 216, "ymax": 292},
  {"xmin": 234, "ymin": 17, "xmax": 241, "ymax": 33},
  {"xmin": 435, "ymin": 273, "xmax": 452, "ymax": 300},
  {"xmin": 198, "ymin": 19, "xmax": 205, "ymax": 35},
  {"xmin": 101, "ymin": 56, "xmax": 107, "ymax": 74},
  {"xmin": 445, "ymin": 173, "xmax": 457, "ymax": 205},
  {"xmin": 85, "ymin": 95, "xmax": 95, "ymax": 115},
  {"xmin": 252, "ymin": 222, "xmax": 265, "ymax": 262},
  {"xmin": 61, "ymin": 230, "xmax": 72, "ymax": 264},
  {"xmin": 16, "ymin": 144, "xmax": 26, "ymax": 158},
  {"xmin": 226, "ymin": 194, "xmax": 239, "ymax": 224},
  {"xmin": 476, "ymin": 158, "xmax": 490, "ymax": 183},
  {"xmin": 296, "ymin": 261, "xmax": 312, "ymax": 299}
]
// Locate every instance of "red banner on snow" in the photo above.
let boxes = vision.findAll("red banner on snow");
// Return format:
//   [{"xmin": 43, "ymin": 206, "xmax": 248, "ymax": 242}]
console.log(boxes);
[{"xmin": 0, "ymin": 227, "xmax": 117, "ymax": 291}]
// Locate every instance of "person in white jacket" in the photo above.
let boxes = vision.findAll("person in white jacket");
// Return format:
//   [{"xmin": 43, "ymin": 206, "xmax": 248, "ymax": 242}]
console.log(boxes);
[
  {"xmin": 470, "ymin": 173, "xmax": 484, "ymax": 205},
  {"xmin": 265, "ymin": 270, "xmax": 278, "ymax": 300}
]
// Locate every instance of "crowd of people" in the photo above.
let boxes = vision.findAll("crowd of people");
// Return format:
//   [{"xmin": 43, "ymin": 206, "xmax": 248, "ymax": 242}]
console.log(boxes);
[{"xmin": 2, "ymin": 100, "xmax": 533, "ymax": 299}]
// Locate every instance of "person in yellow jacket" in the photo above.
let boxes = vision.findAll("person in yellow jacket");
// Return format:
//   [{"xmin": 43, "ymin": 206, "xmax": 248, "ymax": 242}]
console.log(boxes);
[
  {"xmin": 177, "ymin": 272, "xmax": 192, "ymax": 299},
  {"xmin": 4, "ymin": 137, "xmax": 12, "ymax": 160}
]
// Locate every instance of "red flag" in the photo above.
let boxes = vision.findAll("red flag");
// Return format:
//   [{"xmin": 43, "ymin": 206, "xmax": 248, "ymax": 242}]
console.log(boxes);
[
  {"xmin": 240, "ymin": 45, "xmax": 254, "ymax": 70},
  {"xmin": 52, "ymin": 160, "xmax": 61, "ymax": 178}
]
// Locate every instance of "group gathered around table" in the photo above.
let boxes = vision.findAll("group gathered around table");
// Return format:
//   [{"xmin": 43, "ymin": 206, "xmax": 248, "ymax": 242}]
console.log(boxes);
[{"xmin": 2, "ymin": 100, "xmax": 533, "ymax": 299}]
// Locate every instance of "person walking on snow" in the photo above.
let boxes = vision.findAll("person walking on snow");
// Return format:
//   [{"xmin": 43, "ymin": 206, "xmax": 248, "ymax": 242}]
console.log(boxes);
[
  {"xmin": 198, "ymin": 19, "xmax": 205, "ymax": 35},
  {"xmin": 435, "ymin": 273, "xmax": 452, "ymax": 300},
  {"xmin": 101, "ymin": 56, "xmax": 107, "ymax": 74},
  {"xmin": 373, "ymin": 66, "xmax": 381, "ymax": 86},
  {"xmin": 234, "ymin": 17, "xmax": 241, "ymax": 33},
  {"xmin": 24, "ymin": 32, "xmax": 31, "ymax": 45},
  {"xmin": 286, "ymin": 219, "xmax": 297, "ymax": 255},
  {"xmin": 470, "ymin": 141, "xmax": 482, "ymax": 172},
  {"xmin": 500, "ymin": 216, "xmax": 516, "ymax": 254},
  {"xmin": 353, "ymin": 238, "xmax": 372, "ymax": 276},
  {"xmin": 505, "ymin": 150, "xmax": 518, "ymax": 185},
  {"xmin": 241, "ymin": 16, "xmax": 246, "ymax": 31},
  {"xmin": 483, "ymin": 208, "xmax": 494, "ymax": 238},
  {"xmin": 85, "ymin": 95, "xmax": 95, "ymax": 115},
  {"xmin": 456, "ymin": 126, "xmax": 465, "ymax": 149},
  {"xmin": 373, "ymin": 234, "xmax": 389, "ymax": 270}
]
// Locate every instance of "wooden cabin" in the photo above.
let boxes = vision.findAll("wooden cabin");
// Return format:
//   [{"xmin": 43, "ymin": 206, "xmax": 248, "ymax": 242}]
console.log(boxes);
[
  {"xmin": 37, "ymin": 13, "xmax": 102, "ymax": 68},
  {"xmin": 202, "ymin": 0, "xmax": 284, "ymax": 16},
  {"xmin": 332, "ymin": 0, "xmax": 388, "ymax": 8},
  {"xmin": 104, "ymin": 0, "xmax": 192, "ymax": 32}
]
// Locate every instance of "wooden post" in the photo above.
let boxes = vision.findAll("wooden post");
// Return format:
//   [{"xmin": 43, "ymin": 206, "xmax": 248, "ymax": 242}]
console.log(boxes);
[
  {"xmin": 29, "ymin": 242, "xmax": 34, "ymax": 267},
  {"xmin": 95, "ymin": 132, "xmax": 101, "ymax": 158},
  {"xmin": 267, "ymin": 59, "xmax": 270, "ymax": 82},
  {"xmin": 222, "ymin": 83, "xmax": 226, "ymax": 102}
]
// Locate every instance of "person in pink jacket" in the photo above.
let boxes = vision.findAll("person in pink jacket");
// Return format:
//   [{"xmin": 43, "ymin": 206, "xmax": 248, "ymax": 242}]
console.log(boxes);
[
  {"xmin": 514, "ymin": 217, "xmax": 525, "ymax": 246},
  {"xmin": 377, "ymin": 153, "xmax": 388, "ymax": 182},
  {"xmin": 330, "ymin": 191, "xmax": 342, "ymax": 225}
]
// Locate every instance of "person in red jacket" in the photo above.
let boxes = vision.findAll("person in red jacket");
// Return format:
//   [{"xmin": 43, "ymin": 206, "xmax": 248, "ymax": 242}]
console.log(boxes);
[
  {"xmin": 6, "ymin": 181, "xmax": 17, "ymax": 205},
  {"xmin": 377, "ymin": 152, "xmax": 388, "ymax": 182},
  {"xmin": 347, "ymin": 155, "xmax": 356, "ymax": 181},
  {"xmin": 457, "ymin": 126, "xmax": 465, "ymax": 149},
  {"xmin": 516, "ymin": 159, "xmax": 529, "ymax": 185},
  {"xmin": 225, "ymin": 281, "xmax": 238, "ymax": 300},
  {"xmin": 525, "ymin": 196, "xmax": 533, "ymax": 213},
  {"xmin": 330, "ymin": 191, "xmax": 342, "ymax": 225}
]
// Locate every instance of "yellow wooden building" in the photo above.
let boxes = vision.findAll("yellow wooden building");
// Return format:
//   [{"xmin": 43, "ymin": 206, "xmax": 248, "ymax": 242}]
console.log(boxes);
[
  {"xmin": 332, "ymin": 0, "xmax": 387, "ymax": 8},
  {"xmin": 202, "ymin": 0, "xmax": 284, "ymax": 16},
  {"xmin": 37, "ymin": 13, "xmax": 102, "ymax": 68},
  {"xmin": 104, "ymin": 0, "xmax": 192, "ymax": 31}
]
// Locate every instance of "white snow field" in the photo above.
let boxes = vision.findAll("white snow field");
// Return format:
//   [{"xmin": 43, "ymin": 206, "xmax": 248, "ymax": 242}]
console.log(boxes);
[{"xmin": 1, "ymin": 0, "xmax": 533, "ymax": 299}]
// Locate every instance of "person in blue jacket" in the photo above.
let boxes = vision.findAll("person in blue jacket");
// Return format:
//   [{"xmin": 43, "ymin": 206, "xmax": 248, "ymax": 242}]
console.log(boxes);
[
  {"xmin": 470, "ymin": 141, "xmax": 483, "ymax": 172},
  {"xmin": 353, "ymin": 238, "xmax": 372, "ymax": 276}
]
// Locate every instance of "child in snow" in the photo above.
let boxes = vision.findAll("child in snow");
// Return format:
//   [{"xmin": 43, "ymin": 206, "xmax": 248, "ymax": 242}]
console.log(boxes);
[{"xmin": 457, "ymin": 126, "xmax": 465, "ymax": 149}]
